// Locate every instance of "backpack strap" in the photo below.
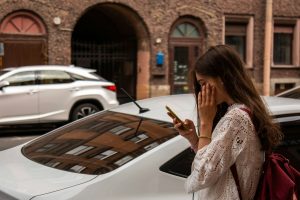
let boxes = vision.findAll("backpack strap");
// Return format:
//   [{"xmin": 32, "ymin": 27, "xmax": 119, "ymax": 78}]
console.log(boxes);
[
  {"xmin": 229, "ymin": 107, "xmax": 251, "ymax": 200},
  {"xmin": 239, "ymin": 107, "xmax": 252, "ymax": 118},
  {"xmin": 231, "ymin": 164, "xmax": 243, "ymax": 200}
]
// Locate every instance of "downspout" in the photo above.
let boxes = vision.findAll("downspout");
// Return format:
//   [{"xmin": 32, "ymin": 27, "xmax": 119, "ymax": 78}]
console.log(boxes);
[{"xmin": 263, "ymin": 0, "xmax": 273, "ymax": 96}]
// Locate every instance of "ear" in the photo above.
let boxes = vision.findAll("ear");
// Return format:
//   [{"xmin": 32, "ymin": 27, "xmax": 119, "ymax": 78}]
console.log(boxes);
[{"xmin": 217, "ymin": 77, "xmax": 224, "ymax": 86}]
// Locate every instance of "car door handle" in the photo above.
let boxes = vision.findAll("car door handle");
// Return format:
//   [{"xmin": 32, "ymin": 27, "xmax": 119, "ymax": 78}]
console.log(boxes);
[
  {"xmin": 28, "ymin": 89, "xmax": 38, "ymax": 95},
  {"xmin": 70, "ymin": 87, "xmax": 80, "ymax": 91}
]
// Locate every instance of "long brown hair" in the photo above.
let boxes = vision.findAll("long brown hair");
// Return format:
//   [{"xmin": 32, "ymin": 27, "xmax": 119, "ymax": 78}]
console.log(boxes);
[{"xmin": 190, "ymin": 45, "xmax": 283, "ymax": 151}]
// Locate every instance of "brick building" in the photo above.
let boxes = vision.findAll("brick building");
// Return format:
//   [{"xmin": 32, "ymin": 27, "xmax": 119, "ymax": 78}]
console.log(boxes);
[{"xmin": 0, "ymin": 0, "xmax": 299, "ymax": 101}]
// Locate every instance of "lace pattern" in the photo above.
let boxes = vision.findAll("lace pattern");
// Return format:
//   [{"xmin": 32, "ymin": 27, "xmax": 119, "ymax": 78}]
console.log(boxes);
[{"xmin": 185, "ymin": 104, "xmax": 264, "ymax": 200}]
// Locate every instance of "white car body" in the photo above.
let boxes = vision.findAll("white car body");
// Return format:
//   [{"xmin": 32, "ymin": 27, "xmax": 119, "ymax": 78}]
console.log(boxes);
[
  {"xmin": 0, "ymin": 65, "xmax": 119, "ymax": 125},
  {"xmin": 0, "ymin": 94, "xmax": 299, "ymax": 200}
]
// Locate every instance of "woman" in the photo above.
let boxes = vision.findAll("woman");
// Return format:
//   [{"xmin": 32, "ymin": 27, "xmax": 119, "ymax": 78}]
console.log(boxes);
[{"xmin": 171, "ymin": 45, "xmax": 283, "ymax": 199}]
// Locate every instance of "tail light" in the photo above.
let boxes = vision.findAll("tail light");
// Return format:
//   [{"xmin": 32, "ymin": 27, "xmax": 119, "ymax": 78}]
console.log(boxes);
[{"xmin": 103, "ymin": 85, "xmax": 116, "ymax": 92}]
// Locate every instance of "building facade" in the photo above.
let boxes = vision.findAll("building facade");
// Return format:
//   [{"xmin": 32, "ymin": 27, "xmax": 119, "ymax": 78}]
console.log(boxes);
[{"xmin": 0, "ymin": 0, "xmax": 299, "ymax": 101}]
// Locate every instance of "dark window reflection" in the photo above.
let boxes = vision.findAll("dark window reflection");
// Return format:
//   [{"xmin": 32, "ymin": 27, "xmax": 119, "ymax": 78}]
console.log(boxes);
[
  {"xmin": 38, "ymin": 70, "xmax": 73, "ymax": 84},
  {"xmin": 273, "ymin": 33, "xmax": 293, "ymax": 65},
  {"xmin": 22, "ymin": 111, "xmax": 178, "ymax": 175},
  {"xmin": 225, "ymin": 35, "xmax": 246, "ymax": 62}
]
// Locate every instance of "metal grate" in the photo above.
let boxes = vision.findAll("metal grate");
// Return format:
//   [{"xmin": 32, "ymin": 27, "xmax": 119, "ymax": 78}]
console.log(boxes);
[{"xmin": 71, "ymin": 39, "xmax": 137, "ymax": 103}]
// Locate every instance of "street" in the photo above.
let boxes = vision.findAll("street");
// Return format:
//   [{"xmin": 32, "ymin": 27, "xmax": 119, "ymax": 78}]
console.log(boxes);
[
  {"xmin": 0, "ymin": 134, "xmax": 37, "ymax": 151},
  {"xmin": 0, "ymin": 127, "xmax": 54, "ymax": 151}
]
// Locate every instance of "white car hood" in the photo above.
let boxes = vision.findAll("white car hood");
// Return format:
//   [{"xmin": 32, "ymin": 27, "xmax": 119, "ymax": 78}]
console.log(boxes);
[{"xmin": 0, "ymin": 145, "xmax": 96, "ymax": 200}]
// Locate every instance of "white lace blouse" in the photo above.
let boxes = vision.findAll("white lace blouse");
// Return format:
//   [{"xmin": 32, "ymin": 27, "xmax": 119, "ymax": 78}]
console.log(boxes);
[{"xmin": 185, "ymin": 104, "xmax": 264, "ymax": 200}]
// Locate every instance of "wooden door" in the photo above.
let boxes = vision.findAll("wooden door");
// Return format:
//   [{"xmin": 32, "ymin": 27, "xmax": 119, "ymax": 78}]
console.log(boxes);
[{"xmin": 3, "ymin": 40, "xmax": 46, "ymax": 68}]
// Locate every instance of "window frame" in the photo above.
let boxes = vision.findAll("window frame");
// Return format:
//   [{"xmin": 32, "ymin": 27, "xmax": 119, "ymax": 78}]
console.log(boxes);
[
  {"xmin": 272, "ymin": 19, "xmax": 300, "ymax": 68},
  {"xmin": 223, "ymin": 15, "xmax": 254, "ymax": 68},
  {"xmin": 171, "ymin": 22, "xmax": 201, "ymax": 39}
]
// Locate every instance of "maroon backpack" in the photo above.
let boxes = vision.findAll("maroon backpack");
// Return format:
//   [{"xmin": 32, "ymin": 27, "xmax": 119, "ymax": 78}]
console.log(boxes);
[
  {"xmin": 253, "ymin": 153, "xmax": 300, "ymax": 200},
  {"xmin": 231, "ymin": 108, "xmax": 300, "ymax": 200}
]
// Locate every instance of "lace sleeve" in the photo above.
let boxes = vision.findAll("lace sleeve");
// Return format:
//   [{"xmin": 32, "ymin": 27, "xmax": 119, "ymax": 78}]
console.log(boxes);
[{"xmin": 185, "ymin": 109, "xmax": 251, "ymax": 193}]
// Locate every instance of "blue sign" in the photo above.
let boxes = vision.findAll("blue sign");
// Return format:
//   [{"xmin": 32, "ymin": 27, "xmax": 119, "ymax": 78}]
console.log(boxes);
[{"xmin": 156, "ymin": 51, "xmax": 164, "ymax": 65}]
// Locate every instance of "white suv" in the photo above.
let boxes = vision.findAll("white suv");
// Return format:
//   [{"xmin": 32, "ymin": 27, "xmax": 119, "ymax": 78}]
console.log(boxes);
[{"xmin": 0, "ymin": 65, "xmax": 119, "ymax": 125}]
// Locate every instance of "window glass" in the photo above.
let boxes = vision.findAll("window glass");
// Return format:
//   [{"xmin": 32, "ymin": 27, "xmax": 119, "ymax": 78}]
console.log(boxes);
[
  {"xmin": 69, "ymin": 165, "xmax": 86, "ymax": 173},
  {"xmin": 171, "ymin": 23, "xmax": 200, "ymax": 38},
  {"xmin": 4, "ymin": 71, "xmax": 35, "ymax": 86},
  {"xmin": 39, "ymin": 70, "xmax": 73, "ymax": 84},
  {"xmin": 90, "ymin": 73, "xmax": 107, "ymax": 81},
  {"xmin": 225, "ymin": 22, "xmax": 247, "ymax": 62},
  {"xmin": 279, "ymin": 87, "xmax": 300, "ymax": 99},
  {"xmin": 22, "ymin": 111, "xmax": 178, "ymax": 175},
  {"xmin": 70, "ymin": 73, "xmax": 87, "ymax": 81},
  {"xmin": 65, "ymin": 145, "xmax": 94, "ymax": 156},
  {"xmin": 225, "ymin": 35, "xmax": 246, "ymax": 61},
  {"xmin": 275, "ymin": 119, "xmax": 300, "ymax": 171},
  {"xmin": 274, "ymin": 83, "xmax": 295, "ymax": 95},
  {"xmin": 160, "ymin": 148, "xmax": 195, "ymax": 178},
  {"xmin": 273, "ymin": 33, "xmax": 293, "ymax": 65},
  {"xmin": 46, "ymin": 161, "xmax": 61, "ymax": 168},
  {"xmin": 173, "ymin": 46, "xmax": 189, "ymax": 94}
]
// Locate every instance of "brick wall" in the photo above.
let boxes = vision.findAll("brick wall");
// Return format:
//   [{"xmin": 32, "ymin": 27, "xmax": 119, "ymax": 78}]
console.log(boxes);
[{"xmin": 0, "ymin": 0, "xmax": 299, "ymax": 96}]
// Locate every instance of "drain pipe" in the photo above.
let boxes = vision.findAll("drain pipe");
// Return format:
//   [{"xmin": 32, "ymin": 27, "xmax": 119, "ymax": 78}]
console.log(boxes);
[{"xmin": 263, "ymin": 0, "xmax": 273, "ymax": 96}]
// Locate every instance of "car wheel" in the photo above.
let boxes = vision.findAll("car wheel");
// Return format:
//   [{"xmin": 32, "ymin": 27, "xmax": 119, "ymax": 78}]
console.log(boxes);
[{"xmin": 71, "ymin": 103, "xmax": 100, "ymax": 121}]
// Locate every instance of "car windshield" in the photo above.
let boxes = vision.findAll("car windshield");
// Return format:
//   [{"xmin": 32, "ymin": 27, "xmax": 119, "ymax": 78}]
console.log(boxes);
[{"xmin": 22, "ymin": 111, "xmax": 178, "ymax": 175}]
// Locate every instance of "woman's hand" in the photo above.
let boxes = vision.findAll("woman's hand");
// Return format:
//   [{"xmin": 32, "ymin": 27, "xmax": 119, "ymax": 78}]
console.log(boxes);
[
  {"xmin": 173, "ymin": 118, "xmax": 198, "ymax": 148},
  {"xmin": 198, "ymin": 84, "xmax": 217, "ymax": 137}
]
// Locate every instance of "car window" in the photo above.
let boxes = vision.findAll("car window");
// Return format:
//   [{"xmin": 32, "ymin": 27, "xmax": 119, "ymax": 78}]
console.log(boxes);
[
  {"xmin": 70, "ymin": 73, "xmax": 88, "ymax": 81},
  {"xmin": 22, "ymin": 111, "xmax": 178, "ymax": 175},
  {"xmin": 70, "ymin": 72, "xmax": 105, "ymax": 81},
  {"xmin": 4, "ymin": 71, "xmax": 36, "ymax": 86},
  {"xmin": 160, "ymin": 117, "xmax": 300, "ymax": 178},
  {"xmin": 160, "ymin": 148, "xmax": 195, "ymax": 178},
  {"xmin": 39, "ymin": 70, "xmax": 73, "ymax": 84},
  {"xmin": 280, "ymin": 88, "xmax": 300, "ymax": 99},
  {"xmin": 275, "ymin": 117, "xmax": 300, "ymax": 170},
  {"xmin": 90, "ymin": 72, "xmax": 107, "ymax": 81}
]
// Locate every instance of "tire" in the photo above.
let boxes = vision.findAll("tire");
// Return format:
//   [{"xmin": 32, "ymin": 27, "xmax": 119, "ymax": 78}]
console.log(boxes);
[{"xmin": 71, "ymin": 103, "xmax": 100, "ymax": 121}]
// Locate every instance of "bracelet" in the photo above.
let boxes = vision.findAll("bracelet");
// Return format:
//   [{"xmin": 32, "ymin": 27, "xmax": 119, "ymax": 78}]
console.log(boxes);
[{"xmin": 199, "ymin": 135, "xmax": 211, "ymax": 139}]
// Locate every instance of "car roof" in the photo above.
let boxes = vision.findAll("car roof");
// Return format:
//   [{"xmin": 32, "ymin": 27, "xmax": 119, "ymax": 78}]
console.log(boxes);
[
  {"xmin": 112, "ymin": 94, "xmax": 300, "ymax": 123},
  {"xmin": 0, "ymin": 65, "xmax": 104, "ymax": 81},
  {"xmin": 263, "ymin": 96, "xmax": 300, "ymax": 115},
  {"xmin": 2, "ymin": 65, "xmax": 96, "ymax": 73}
]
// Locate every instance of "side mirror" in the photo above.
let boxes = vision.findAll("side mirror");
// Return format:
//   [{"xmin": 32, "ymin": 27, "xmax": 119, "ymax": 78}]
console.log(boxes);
[{"xmin": 0, "ymin": 81, "xmax": 9, "ymax": 90}]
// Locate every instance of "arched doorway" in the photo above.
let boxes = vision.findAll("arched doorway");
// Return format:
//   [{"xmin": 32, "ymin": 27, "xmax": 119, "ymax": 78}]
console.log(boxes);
[
  {"xmin": 72, "ymin": 4, "xmax": 150, "ymax": 103},
  {"xmin": 0, "ymin": 11, "xmax": 47, "ymax": 69},
  {"xmin": 169, "ymin": 17, "xmax": 205, "ymax": 94}
]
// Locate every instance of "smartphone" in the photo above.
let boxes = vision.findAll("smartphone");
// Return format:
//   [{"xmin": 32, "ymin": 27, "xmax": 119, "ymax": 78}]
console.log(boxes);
[{"xmin": 165, "ymin": 105, "xmax": 188, "ymax": 130}]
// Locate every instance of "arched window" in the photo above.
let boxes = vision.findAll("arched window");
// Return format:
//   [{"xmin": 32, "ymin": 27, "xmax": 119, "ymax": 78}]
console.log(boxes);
[
  {"xmin": 171, "ymin": 23, "xmax": 200, "ymax": 38},
  {"xmin": 0, "ymin": 11, "xmax": 46, "ymax": 35}
]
